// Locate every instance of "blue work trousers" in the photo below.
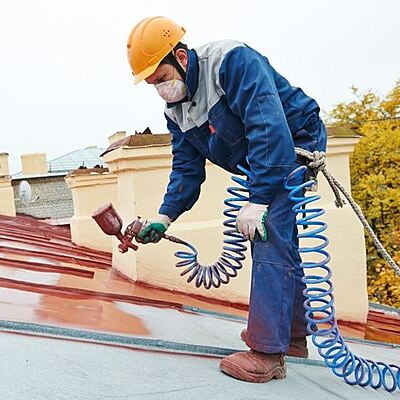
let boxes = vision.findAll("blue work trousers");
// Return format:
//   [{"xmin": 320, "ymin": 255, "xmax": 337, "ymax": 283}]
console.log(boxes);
[{"xmin": 245, "ymin": 168, "xmax": 308, "ymax": 354}]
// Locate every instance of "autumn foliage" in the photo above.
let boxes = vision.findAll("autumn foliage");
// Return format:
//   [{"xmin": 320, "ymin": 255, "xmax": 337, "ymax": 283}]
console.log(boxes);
[{"xmin": 327, "ymin": 81, "xmax": 400, "ymax": 307}]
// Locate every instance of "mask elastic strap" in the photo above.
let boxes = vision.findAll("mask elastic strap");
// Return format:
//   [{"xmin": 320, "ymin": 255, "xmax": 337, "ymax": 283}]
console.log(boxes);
[{"xmin": 164, "ymin": 52, "xmax": 187, "ymax": 82}]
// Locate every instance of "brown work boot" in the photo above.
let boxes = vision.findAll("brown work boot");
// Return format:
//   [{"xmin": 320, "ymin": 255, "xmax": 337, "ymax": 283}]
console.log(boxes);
[
  {"xmin": 220, "ymin": 350, "xmax": 286, "ymax": 383},
  {"xmin": 240, "ymin": 329, "xmax": 309, "ymax": 358},
  {"xmin": 288, "ymin": 337, "xmax": 309, "ymax": 358}
]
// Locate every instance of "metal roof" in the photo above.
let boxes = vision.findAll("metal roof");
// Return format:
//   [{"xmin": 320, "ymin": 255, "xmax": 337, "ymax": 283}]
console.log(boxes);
[
  {"xmin": 48, "ymin": 146, "xmax": 105, "ymax": 173},
  {"xmin": 1, "ymin": 328, "xmax": 396, "ymax": 400},
  {"xmin": 0, "ymin": 214, "xmax": 398, "ymax": 398},
  {"xmin": 12, "ymin": 146, "xmax": 105, "ymax": 179}
]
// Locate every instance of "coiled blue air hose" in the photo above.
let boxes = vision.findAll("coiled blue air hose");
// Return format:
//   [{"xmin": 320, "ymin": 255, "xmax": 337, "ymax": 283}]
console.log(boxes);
[
  {"xmin": 172, "ymin": 159, "xmax": 399, "ymax": 391},
  {"xmin": 173, "ymin": 160, "xmax": 399, "ymax": 391},
  {"xmin": 173, "ymin": 164, "xmax": 252, "ymax": 289},
  {"xmin": 285, "ymin": 165, "xmax": 400, "ymax": 393}
]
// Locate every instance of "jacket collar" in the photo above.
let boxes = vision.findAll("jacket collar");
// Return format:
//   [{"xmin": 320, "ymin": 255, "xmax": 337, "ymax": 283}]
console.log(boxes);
[{"xmin": 166, "ymin": 49, "xmax": 199, "ymax": 109}]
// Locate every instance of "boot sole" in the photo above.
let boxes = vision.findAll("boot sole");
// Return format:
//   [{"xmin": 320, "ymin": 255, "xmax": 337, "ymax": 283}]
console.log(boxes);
[{"xmin": 220, "ymin": 359, "xmax": 287, "ymax": 383}]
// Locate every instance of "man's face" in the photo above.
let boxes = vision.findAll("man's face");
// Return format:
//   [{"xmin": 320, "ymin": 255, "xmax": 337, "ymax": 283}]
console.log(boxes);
[
  {"xmin": 145, "ymin": 49, "xmax": 188, "ymax": 85},
  {"xmin": 145, "ymin": 63, "xmax": 181, "ymax": 85}
]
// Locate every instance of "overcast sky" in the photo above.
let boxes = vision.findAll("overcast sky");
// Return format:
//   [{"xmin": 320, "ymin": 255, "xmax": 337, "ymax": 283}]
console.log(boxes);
[{"xmin": 1, "ymin": 0, "xmax": 399, "ymax": 173}]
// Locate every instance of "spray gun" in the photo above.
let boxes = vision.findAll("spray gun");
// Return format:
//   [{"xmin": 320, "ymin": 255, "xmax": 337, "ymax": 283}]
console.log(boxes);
[{"xmin": 92, "ymin": 203, "xmax": 185, "ymax": 253}]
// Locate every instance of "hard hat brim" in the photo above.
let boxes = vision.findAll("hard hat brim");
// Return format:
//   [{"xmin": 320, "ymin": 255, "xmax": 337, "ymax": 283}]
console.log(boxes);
[{"xmin": 133, "ymin": 62, "xmax": 161, "ymax": 85}]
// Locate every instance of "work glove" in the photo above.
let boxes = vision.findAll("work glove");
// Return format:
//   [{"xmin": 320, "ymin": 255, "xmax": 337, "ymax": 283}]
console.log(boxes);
[
  {"xmin": 137, "ymin": 214, "xmax": 171, "ymax": 244},
  {"xmin": 236, "ymin": 202, "xmax": 269, "ymax": 241}
]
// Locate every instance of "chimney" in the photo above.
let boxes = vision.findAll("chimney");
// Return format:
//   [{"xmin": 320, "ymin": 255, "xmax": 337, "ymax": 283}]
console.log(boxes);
[
  {"xmin": 108, "ymin": 131, "xmax": 127, "ymax": 145},
  {"xmin": 0, "ymin": 153, "xmax": 10, "ymax": 176},
  {"xmin": 21, "ymin": 153, "xmax": 48, "ymax": 175}
]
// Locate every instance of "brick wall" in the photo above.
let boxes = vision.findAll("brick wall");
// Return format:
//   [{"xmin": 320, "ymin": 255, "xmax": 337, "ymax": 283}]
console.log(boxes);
[{"xmin": 12, "ymin": 176, "xmax": 73, "ymax": 219}]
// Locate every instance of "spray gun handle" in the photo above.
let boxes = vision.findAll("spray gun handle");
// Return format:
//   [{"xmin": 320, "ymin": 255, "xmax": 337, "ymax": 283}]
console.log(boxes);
[
  {"xmin": 118, "ymin": 218, "xmax": 145, "ymax": 252},
  {"xmin": 117, "ymin": 240, "xmax": 138, "ymax": 253}
]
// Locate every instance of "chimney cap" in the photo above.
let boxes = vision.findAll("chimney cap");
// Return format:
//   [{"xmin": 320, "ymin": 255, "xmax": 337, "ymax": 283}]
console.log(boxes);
[{"xmin": 21, "ymin": 152, "xmax": 47, "ymax": 157}]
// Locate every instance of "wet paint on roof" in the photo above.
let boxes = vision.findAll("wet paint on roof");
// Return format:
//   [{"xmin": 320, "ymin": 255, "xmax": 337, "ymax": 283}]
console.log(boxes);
[{"xmin": 0, "ymin": 213, "xmax": 398, "ymax": 398}]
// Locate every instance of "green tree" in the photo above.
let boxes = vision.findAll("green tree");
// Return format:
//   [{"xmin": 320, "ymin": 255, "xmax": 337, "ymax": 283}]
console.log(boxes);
[{"xmin": 327, "ymin": 81, "xmax": 400, "ymax": 307}]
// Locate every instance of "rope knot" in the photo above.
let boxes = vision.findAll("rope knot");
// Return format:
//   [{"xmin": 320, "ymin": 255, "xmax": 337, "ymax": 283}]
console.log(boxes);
[{"xmin": 308, "ymin": 150, "xmax": 327, "ymax": 171}]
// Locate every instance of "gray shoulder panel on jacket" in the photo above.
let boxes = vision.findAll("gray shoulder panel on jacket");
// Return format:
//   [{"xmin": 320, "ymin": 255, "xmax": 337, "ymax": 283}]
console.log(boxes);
[{"xmin": 165, "ymin": 40, "xmax": 246, "ymax": 131}]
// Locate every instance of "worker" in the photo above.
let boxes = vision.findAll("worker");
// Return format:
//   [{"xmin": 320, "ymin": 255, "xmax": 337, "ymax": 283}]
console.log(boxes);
[{"xmin": 127, "ymin": 16, "xmax": 327, "ymax": 383}]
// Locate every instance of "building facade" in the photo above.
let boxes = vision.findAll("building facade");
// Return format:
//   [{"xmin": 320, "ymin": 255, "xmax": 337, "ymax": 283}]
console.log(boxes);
[{"xmin": 12, "ymin": 146, "xmax": 106, "ymax": 220}]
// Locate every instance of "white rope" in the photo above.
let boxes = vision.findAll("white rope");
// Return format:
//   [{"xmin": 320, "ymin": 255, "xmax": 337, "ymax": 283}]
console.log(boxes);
[{"xmin": 294, "ymin": 147, "xmax": 400, "ymax": 277}]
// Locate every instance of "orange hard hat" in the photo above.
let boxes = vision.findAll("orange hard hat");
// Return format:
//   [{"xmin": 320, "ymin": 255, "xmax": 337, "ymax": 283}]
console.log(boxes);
[{"xmin": 127, "ymin": 16, "xmax": 186, "ymax": 84}]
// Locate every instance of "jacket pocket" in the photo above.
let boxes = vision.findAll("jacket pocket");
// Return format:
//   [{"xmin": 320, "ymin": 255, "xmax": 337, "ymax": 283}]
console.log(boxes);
[{"xmin": 208, "ymin": 97, "xmax": 244, "ymax": 145}]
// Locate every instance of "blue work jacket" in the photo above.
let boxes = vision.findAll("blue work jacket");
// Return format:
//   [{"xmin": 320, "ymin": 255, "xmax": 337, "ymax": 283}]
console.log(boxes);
[{"xmin": 159, "ymin": 40, "xmax": 327, "ymax": 221}]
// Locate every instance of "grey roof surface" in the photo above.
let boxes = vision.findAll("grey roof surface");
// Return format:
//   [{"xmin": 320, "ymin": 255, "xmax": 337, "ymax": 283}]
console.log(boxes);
[
  {"xmin": 0, "ymin": 302, "xmax": 398, "ymax": 399},
  {"xmin": 0, "ymin": 329, "xmax": 395, "ymax": 400}
]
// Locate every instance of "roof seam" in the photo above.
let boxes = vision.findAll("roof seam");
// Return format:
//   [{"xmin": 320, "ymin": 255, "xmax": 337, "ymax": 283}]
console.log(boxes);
[{"xmin": 0, "ymin": 319, "xmax": 326, "ymax": 367}]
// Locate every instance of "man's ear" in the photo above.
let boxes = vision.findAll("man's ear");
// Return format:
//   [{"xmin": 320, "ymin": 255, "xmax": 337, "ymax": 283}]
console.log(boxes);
[{"xmin": 175, "ymin": 49, "xmax": 188, "ymax": 69}]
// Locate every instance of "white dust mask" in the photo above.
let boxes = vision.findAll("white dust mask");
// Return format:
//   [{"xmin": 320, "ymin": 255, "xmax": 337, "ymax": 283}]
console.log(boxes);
[{"xmin": 155, "ymin": 79, "xmax": 187, "ymax": 103}]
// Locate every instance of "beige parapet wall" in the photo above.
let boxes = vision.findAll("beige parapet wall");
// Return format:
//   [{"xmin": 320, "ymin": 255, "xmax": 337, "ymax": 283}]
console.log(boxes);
[
  {"xmin": 0, "ymin": 177, "xmax": 16, "ymax": 217},
  {"xmin": 68, "ymin": 133, "xmax": 368, "ymax": 323},
  {"xmin": 65, "ymin": 169, "xmax": 117, "ymax": 252},
  {"xmin": 0, "ymin": 153, "xmax": 16, "ymax": 217}
]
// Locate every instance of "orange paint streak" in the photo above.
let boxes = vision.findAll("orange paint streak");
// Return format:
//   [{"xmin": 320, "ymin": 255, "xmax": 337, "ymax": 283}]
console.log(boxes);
[
  {"xmin": 0, "ymin": 241, "xmax": 111, "ymax": 269},
  {"xmin": 110, "ymin": 269, "xmax": 249, "ymax": 318},
  {"xmin": 0, "ymin": 257, "xmax": 94, "ymax": 278},
  {"xmin": 0, "ymin": 289, "xmax": 149, "ymax": 335}
]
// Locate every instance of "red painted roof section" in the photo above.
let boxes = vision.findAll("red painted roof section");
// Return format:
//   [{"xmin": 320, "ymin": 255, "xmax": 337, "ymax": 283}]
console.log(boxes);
[
  {"xmin": 0, "ymin": 214, "xmax": 247, "ymax": 336},
  {"xmin": 0, "ymin": 214, "xmax": 398, "ymax": 344}
]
